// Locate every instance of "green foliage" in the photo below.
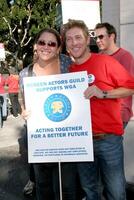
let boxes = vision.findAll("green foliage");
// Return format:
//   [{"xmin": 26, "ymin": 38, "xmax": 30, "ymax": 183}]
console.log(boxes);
[{"xmin": 0, "ymin": 0, "xmax": 60, "ymax": 69}]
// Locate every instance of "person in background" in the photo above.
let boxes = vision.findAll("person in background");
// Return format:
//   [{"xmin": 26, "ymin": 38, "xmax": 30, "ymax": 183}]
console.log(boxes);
[
  {"xmin": 19, "ymin": 28, "xmax": 77, "ymax": 200},
  {"xmin": 0, "ymin": 73, "xmax": 6, "ymax": 124},
  {"xmin": 0, "ymin": 73, "xmax": 5, "ymax": 94},
  {"xmin": 63, "ymin": 19, "xmax": 134, "ymax": 200},
  {"xmin": 6, "ymin": 69, "xmax": 22, "ymax": 117},
  {"xmin": 94, "ymin": 22, "xmax": 134, "ymax": 129}
]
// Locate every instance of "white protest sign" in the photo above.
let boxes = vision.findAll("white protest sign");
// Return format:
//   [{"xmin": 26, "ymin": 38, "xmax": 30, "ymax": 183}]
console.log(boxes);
[
  {"xmin": 24, "ymin": 71, "xmax": 94, "ymax": 163},
  {"xmin": 0, "ymin": 43, "xmax": 5, "ymax": 61},
  {"xmin": 61, "ymin": 0, "xmax": 100, "ymax": 29}
]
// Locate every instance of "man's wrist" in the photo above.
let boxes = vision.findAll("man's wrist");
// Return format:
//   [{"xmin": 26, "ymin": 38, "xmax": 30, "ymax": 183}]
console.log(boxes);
[{"xmin": 102, "ymin": 91, "xmax": 108, "ymax": 98}]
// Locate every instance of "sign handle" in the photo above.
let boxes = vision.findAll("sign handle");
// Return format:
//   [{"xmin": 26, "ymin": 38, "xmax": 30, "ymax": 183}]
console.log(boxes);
[{"xmin": 58, "ymin": 161, "xmax": 63, "ymax": 200}]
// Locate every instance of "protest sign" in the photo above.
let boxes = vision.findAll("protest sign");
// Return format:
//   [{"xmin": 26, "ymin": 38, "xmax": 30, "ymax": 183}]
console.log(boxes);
[{"xmin": 24, "ymin": 71, "xmax": 93, "ymax": 163}]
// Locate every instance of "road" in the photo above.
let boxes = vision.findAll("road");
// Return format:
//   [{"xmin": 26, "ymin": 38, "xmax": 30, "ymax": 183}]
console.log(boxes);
[{"xmin": 0, "ymin": 114, "xmax": 134, "ymax": 199}]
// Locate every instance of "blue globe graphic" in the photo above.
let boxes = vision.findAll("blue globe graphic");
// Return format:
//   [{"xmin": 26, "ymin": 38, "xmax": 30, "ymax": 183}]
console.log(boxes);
[{"xmin": 44, "ymin": 93, "xmax": 72, "ymax": 122}]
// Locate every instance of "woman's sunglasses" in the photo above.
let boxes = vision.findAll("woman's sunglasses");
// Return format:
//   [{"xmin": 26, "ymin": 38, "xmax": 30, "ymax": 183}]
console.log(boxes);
[{"xmin": 37, "ymin": 40, "xmax": 57, "ymax": 47}]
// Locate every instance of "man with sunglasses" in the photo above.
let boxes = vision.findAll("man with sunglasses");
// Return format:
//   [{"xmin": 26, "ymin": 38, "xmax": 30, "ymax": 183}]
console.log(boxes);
[{"xmin": 95, "ymin": 22, "xmax": 134, "ymax": 129}]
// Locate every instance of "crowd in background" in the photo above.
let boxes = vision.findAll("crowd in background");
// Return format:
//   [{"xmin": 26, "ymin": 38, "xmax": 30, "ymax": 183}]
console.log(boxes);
[{"xmin": 0, "ymin": 68, "xmax": 21, "ymax": 124}]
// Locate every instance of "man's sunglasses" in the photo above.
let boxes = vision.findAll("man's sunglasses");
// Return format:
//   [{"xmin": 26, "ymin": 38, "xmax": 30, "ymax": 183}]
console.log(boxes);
[
  {"xmin": 94, "ymin": 34, "xmax": 105, "ymax": 41},
  {"xmin": 37, "ymin": 40, "xmax": 57, "ymax": 47}
]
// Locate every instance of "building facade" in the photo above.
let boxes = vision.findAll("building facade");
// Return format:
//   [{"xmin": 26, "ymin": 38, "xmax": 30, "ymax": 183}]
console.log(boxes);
[{"xmin": 102, "ymin": 0, "xmax": 134, "ymax": 54}]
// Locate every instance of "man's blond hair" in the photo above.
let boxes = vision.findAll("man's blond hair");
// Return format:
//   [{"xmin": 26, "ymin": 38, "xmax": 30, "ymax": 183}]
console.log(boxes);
[{"xmin": 62, "ymin": 19, "xmax": 89, "ymax": 39}]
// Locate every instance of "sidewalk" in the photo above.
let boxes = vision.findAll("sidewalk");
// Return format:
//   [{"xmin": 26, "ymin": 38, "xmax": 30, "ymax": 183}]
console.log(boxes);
[
  {"xmin": 0, "ymin": 115, "xmax": 34, "ymax": 200},
  {"xmin": 124, "ymin": 118, "xmax": 134, "ymax": 183}
]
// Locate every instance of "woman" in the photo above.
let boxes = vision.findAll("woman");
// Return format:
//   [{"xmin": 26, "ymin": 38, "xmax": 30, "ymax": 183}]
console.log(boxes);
[{"xmin": 19, "ymin": 28, "xmax": 77, "ymax": 200}]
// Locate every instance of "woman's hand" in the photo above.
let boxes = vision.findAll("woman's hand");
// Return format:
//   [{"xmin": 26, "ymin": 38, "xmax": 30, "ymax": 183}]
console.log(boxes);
[{"xmin": 21, "ymin": 109, "xmax": 31, "ymax": 120}]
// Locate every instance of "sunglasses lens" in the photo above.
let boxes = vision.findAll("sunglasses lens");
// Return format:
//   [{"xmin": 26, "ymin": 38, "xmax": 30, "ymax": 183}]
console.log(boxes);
[
  {"xmin": 94, "ymin": 35, "xmax": 104, "ymax": 41},
  {"xmin": 99, "ymin": 35, "xmax": 104, "ymax": 39},
  {"xmin": 37, "ymin": 40, "xmax": 46, "ymax": 46},
  {"xmin": 47, "ymin": 42, "xmax": 57, "ymax": 47},
  {"xmin": 37, "ymin": 40, "xmax": 57, "ymax": 47}
]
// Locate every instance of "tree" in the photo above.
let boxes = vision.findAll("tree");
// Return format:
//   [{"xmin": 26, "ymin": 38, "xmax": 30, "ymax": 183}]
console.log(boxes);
[{"xmin": 0, "ymin": 0, "xmax": 59, "ymax": 71}]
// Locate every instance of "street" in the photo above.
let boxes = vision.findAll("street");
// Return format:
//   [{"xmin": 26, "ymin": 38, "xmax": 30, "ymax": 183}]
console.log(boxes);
[{"xmin": 0, "ymin": 114, "xmax": 134, "ymax": 199}]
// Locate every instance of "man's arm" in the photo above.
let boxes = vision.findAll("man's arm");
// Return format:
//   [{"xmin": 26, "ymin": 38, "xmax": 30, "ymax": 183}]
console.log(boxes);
[{"xmin": 84, "ymin": 85, "xmax": 134, "ymax": 99}]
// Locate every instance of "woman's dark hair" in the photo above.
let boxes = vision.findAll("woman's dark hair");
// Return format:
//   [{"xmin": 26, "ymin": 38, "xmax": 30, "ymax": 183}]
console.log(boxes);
[{"xmin": 34, "ymin": 28, "xmax": 61, "ymax": 47}]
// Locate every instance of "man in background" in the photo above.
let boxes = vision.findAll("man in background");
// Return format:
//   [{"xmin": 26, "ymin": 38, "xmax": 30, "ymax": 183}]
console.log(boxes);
[
  {"xmin": 94, "ymin": 22, "xmax": 134, "ymax": 128},
  {"xmin": 0, "ymin": 73, "xmax": 8, "ymax": 122},
  {"xmin": 0, "ymin": 73, "xmax": 6, "ymax": 126}
]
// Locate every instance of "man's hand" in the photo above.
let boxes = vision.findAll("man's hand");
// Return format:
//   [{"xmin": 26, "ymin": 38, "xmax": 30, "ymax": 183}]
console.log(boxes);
[{"xmin": 84, "ymin": 85, "xmax": 104, "ymax": 99}]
